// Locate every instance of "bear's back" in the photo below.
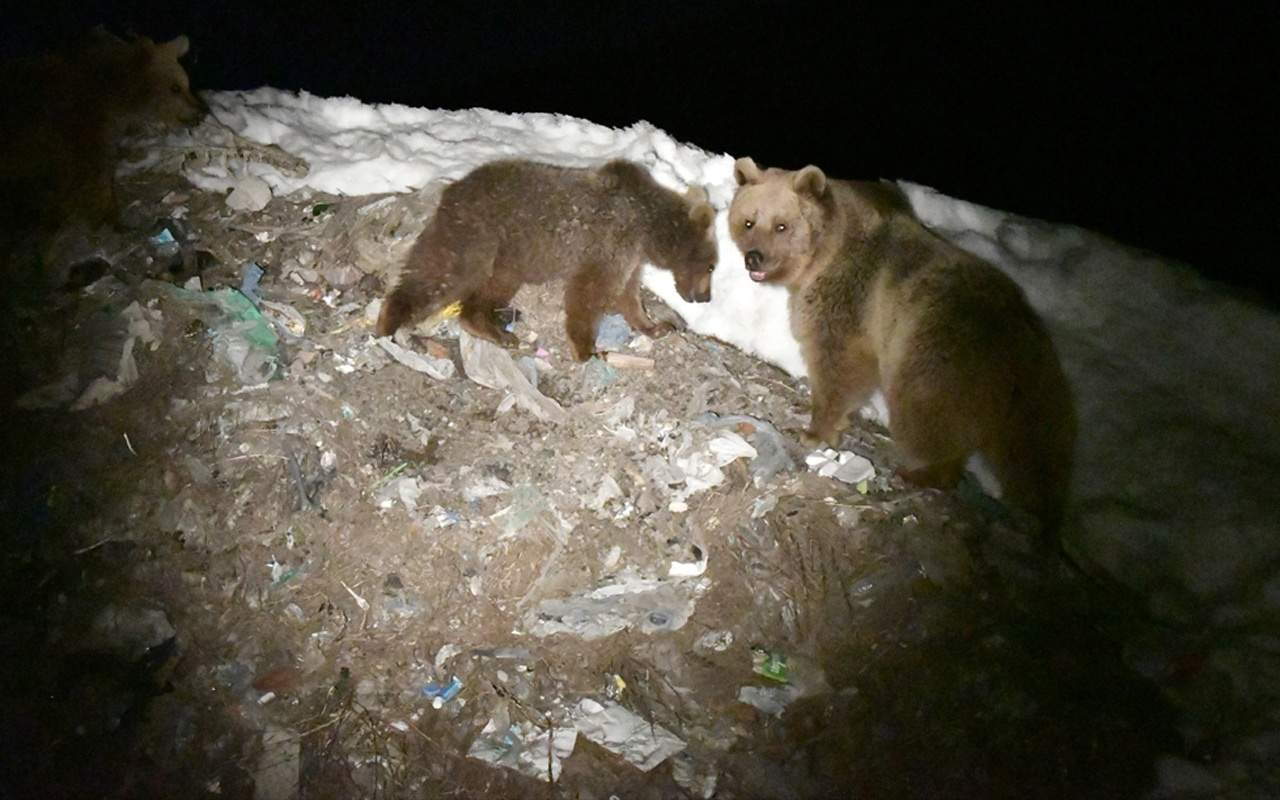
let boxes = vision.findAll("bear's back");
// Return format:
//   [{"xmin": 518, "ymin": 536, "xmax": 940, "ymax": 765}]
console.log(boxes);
[{"xmin": 437, "ymin": 160, "xmax": 640, "ymax": 261}]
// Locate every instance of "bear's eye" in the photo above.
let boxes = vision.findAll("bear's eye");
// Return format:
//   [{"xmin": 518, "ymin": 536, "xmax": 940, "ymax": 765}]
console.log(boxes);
[
  {"xmin": 171, "ymin": 83, "xmax": 182, "ymax": 94},
  {"xmin": 775, "ymin": 223, "xmax": 787, "ymax": 233},
  {"xmin": 706, "ymin": 263, "xmax": 715, "ymax": 273},
  {"xmin": 743, "ymin": 220, "xmax": 754, "ymax": 230}
]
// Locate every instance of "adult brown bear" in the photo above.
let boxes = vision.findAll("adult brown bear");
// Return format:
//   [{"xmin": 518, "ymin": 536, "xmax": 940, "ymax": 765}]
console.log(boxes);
[
  {"xmin": 729, "ymin": 157, "xmax": 1076, "ymax": 533},
  {"xmin": 0, "ymin": 29, "xmax": 207, "ymax": 237}
]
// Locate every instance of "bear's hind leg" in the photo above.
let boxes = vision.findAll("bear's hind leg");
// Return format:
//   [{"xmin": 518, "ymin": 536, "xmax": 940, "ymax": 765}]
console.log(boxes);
[
  {"xmin": 895, "ymin": 458, "xmax": 967, "ymax": 491},
  {"xmin": 458, "ymin": 269, "xmax": 524, "ymax": 348},
  {"xmin": 885, "ymin": 372, "xmax": 984, "ymax": 494},
  {"xmin": 979, "ymin": 412, "xmax": 1073, "ymax": 536}
]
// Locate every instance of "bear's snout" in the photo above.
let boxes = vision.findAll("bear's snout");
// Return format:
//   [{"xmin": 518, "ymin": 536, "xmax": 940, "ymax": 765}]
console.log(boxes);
[
  {"xmin": 676, "ymin": 275, "xmax": 712, "ymax": 304},
  {"xmin": 188, "ymin": 92, "xmax": 211, "ymax": 122},
  {"xmin": 744, "ymin": 250, "xmax": 770, "ymax": 282}
]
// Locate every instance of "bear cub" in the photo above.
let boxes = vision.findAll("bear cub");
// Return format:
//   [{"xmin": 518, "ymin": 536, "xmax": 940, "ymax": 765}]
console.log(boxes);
[
  {"xmin": 729, "ymin": 157, "xmax": 1076, "ymax": 534},
  {"xmin": 377, "ymin": 158, "xmax": 717, "ymax": 361}
]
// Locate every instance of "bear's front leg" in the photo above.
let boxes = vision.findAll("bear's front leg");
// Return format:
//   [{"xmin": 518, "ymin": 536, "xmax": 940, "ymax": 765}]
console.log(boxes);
[
  {"xmin": 802, "ymin": 379, "xmax": 854, "ymax": 449},
  {"xmin": 802, "ymin": 345, "xmax": 879, "ymax": 448},
  {"xmin": 617, "ymin": 266, "xmax": 675, "ymax": 340},
  {"xmin": 564, "ymin": 262, "xmax": 615, "ymax": 361}
]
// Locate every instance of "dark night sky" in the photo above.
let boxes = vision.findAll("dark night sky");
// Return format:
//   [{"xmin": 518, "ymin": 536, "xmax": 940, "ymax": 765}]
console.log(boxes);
[{"xmin": 2, "ymin": 1, "xmax": 1276, "ymax": 304}]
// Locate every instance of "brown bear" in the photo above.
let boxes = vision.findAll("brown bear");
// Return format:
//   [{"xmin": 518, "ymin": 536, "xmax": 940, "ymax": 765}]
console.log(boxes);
[
  {"xmin": 0, "ymin": 28, "xmax": 207, "ymax": 288},
  {"xmin": 729, "ymin": 157, "xmax": 1076, "ymax": 534},
  {"xmin": 376, "ymin": 158, "xmax": 718, "ymax": 361}
]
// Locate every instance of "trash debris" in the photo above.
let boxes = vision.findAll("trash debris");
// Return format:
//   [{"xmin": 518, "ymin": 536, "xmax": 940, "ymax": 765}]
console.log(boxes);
[
  {"xmin": 669, "ymin": 544, "xmax": 708, "ymax": 577},
  {"xmin": 375, "ymin": 336, "xmax": 456, "ymax": 380},
  {"xmin": 259, "ymin": 299, "xmax": 306, "ymax": 338},
  {"xmin": 580, "ymin": 356, "xmax": 619, "ymax": 393},
  {"xmin": 695, "ymin": 629, "xmax": 734, "ymax": 653},
  {"xmin": 695, "ymin": 412, "xmax": 795, "ymax": 485},
  {"xmin": 493, "ymin": 484, "xmax": 557, "ymax": 536},
  {"xmin": 253, "ymin": 725, "xmax": 300, "ymax": 800},
  {"xmin": 16, "ymin": 300, "xmax": 162, "ymax": 410},
  {"xmin": 604, "ymin": 672, "xmax": 627, "ymax": 700},
  {"xmin": 575, "ymin": 698, "xmax": 686, "ymax": 771},
  {"xmin": 664, "ymin": 429, "xmax": 758, "ymax": 512},
  {"xmin": 89, "ymin": 605, "xmax": 177, "ymax": 661},
  {"xmin": 594, "ymin": 313, "xmax": 633, "ymax": 351},
  {"xmin": 805, "ymin": 447, "xmax": 876, "ymax": 484},
  {"xmin": 529, "ymin": 570, "xmax": 706, "ymax": 639},
  {"xmin": 459, "ymin": 331, "xmax": 569, "ymax": 422},
  {"xmin": 239, "ymin": 262, "xmax": 265, "ymax": 307},
  {"xmin": 434, "ymin": 643, "xmax": 463, "ymax": 670},
  {"xmin": 468, "ymin": 697, "xmax": 686, "ymax": 783},
  {"xmin": 737, "ymin": 684, "xmax": 804, "ymax": 717},
  {"xmin": 149, "ymin": 227, "xmax": 180, "ymax": 258},
  {"xmin": 751, "ymin": 494, "xmax": 779, "ymax": 518},
  {"xmin": 739, "ymin": 647, "xmax": 832, "ymax": 717},
  {"xmin": 73, "ymin": 301, "xmax": 160, "ymax": 409},
  {"xmin": 467, "ymin": 717, "xmax": 528, "ymax": 772},
  {"xmin": 225, "ymin": 174, "xmax": 273, "ymax": 212},
  {"xmin": 752, "ymin": 649, "xmax": 790, "ymax": 683},
  {"xmin": 152, "ymin": 281, "xmax": 282, "ymax": 383},
  {"xmin": 603, "ymin": 352, "xmax": 655, "ymax": 370},
  {"xmin": 422, "ymin": 677, "xmax": 463, "ymax": 708}
]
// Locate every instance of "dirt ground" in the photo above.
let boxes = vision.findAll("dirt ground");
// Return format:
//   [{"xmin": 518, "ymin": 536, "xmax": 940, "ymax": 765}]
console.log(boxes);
[{"xmin": 1, "ymin": 141, "xmax": 1183, "ymax": 799}]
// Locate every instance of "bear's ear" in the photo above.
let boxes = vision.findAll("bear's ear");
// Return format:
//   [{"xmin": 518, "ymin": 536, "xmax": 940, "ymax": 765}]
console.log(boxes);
[
  {"xmin": 688, "ymin": 196, "xmax": 716, "ymax": 230},
  {"xmin": 158, "ymin": 35, "xmax": 191, "ymax": 59},
  {"xmin": 734, "ymin": 157, "xmax": 762, "ymax": 186},
  {"xmin": 131, "ymin": 37, "xmax": 158, "ymax": 66},
  {"xmin": 684, "ymin": 185, "xmax": 708, "ymax": 206},
  {"xmin": 794, "ymin": 166, "xmax": 826, "ymax": 197}
]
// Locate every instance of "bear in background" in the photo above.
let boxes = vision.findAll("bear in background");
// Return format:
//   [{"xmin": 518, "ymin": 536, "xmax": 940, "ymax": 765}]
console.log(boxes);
[
  {"xmin": 729, "ymin": 157, "xmax": 1076, "ymax": 534},
  {"xmin": 0, "ymin": 28, "xmax": 208, "ymax": 292},
  {"xmin": 377, "ymin": 158, "xmax": 718, "ymax": 362}
]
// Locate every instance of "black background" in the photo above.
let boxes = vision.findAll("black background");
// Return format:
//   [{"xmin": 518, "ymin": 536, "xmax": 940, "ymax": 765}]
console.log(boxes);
[{"xmin": 3, "ymin": 1, "xmax": 1275, "ymax": 304}]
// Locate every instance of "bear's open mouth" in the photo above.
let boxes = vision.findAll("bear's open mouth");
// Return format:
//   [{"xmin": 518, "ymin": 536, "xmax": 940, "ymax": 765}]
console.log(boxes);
[{"xmin": 748, "ymin": 270, "xmax": 767, "ymax": 282}]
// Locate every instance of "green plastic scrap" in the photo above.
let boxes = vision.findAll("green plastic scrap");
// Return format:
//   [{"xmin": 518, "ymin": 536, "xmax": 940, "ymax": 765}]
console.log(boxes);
[
  {"xmin": 204, "ymin": 288, "xmax": 279, "ymax": 351},
  {"xmin": 752, "ymin": 649, "xmax": 790, "ymax": 683},
  {"xmin": 157, "ymin": 282, "xmax": 282, "ymax": 382}
]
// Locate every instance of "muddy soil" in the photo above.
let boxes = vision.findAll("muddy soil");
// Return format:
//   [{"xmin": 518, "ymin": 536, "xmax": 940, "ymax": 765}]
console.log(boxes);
[{"xmin": 1, "ymin": 150, "xmax": 1179, "ymax": 799}]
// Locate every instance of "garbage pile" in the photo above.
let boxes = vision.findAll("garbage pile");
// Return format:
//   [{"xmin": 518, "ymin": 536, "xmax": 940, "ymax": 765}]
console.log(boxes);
[{"xmin": 0, "ymin": 121, "xmax": 1205, "ymax": 799}]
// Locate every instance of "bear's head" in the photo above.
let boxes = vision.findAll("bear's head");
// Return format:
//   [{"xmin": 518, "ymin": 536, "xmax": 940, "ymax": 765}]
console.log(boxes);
[
  {"xmin": 729, "ymin": 157, "xmax": 829, "ymax": 286},
  {"xmin": 120, "ymin": 35, "xmax": 209, "ymax": 129},
  {"xmin": 660, "ymin": 186, "xmax": 718, "ymax": 304}
]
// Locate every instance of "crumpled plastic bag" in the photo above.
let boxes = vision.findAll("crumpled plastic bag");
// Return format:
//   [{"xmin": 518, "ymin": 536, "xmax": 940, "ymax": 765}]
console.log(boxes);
[
  {"xmin": 376, "ymin": 335, "xmax": 455, "ymax": 380},
  {"xmin": 459, "ymin": 331, "xmax": 568, "ymax": 423},
  {"xmin": 575, "ymin": 698, "xmax": 686, "ymax": 771}
]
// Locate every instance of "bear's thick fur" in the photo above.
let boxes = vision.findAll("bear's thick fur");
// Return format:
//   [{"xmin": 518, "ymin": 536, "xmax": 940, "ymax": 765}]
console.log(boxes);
[
  {"xmin": 729, "ymin": 157, "xmax": 1076, "ymax": 533},
  {"xmin": 377, "ymin": 158, "xmax": 717, "ymax": 361},
  {"xmin": 0, "ymin": 28, "xmax": 207, "ymax": 291}
]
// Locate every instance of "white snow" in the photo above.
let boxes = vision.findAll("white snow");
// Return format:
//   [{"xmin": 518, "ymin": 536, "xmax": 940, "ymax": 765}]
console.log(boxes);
[{"xmin": 169, "ymin": 87, "xmax": 1280, "ymax": 791}]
